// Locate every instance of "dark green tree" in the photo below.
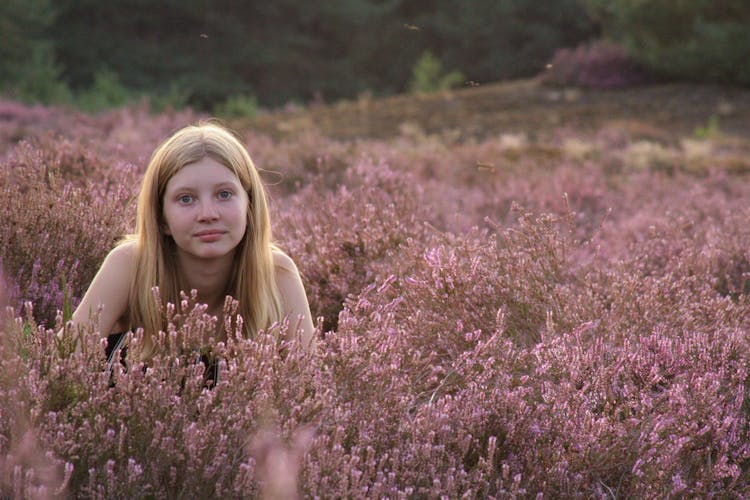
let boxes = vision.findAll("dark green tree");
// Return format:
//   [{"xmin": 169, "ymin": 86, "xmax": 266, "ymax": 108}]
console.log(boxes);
[
  {"xmin": 0, "ymin": 0, "xmax": 70, "ymax": 102},
  {"xmin": 50, "ymin": 0, "xmax": 396, "ymax": 107},
  {"xmin": 582, "ymin": 0, "xmax": 750, "ymax": 85},
  {"xmin": 40, "ymin": 0, "xmax": 596, "ymax": 108}
]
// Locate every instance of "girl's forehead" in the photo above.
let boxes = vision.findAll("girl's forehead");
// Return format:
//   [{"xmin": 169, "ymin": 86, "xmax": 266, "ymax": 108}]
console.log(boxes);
[{"xmin": 166, "ymin": 157, "xmax": 242, "ymax": 188}]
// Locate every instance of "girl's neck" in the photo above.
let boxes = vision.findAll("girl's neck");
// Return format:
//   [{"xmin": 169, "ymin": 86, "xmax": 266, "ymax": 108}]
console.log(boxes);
[{"xmin": 176, "ymin": 252, "xmax": 235, "ymax": 313}]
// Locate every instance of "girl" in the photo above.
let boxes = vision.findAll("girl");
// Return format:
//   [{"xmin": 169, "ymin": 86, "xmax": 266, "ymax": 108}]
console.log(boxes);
[{"xmin": 66, "ymin": 121, "xmax": 315, "ymax": 360}]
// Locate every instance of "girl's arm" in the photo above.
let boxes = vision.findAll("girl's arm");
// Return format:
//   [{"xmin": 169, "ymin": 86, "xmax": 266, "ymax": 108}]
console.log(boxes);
[
  {"xmin": 273, "ymin": 251, "xmax": 316, "ymax": 351},
  {"xmin": 61, "ymin": 241, "xmax": 136, "ymax": 339}
]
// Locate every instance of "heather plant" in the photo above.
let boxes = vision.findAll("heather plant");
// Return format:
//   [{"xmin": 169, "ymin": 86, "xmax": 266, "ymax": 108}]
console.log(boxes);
[
  {"xmin": 1, "ymin": 296, "xmax": 324, "ymax": 498},
  {"xmin": 258, "ymin": 137, "xmax": 353, "ymax": 197},
  {"xmin": 306, "ymin": 313, "xmax": 537, "ymax": 497},
  {"xmin": 91, "ymin": 104, "xmax": 203, "ymax": 166},
  {"xmin": 2, "ymin": 98, "xmax": 750, "ymax": 496},
  {"xmin": 0, "ymin": 100, "xmax": 62, "ymax": 152},
  {"xmin": 540, "ymin": 40, "xmax": 650, "ymax": 89},
  {"xmin": 275, "ymin": 158, "xmax": 428, "ymax": 331},
  {"xmin": 0, "ymin": 139, "xmax": 136, "ymax": 324},
  {"xmin": 298, "ymin": 210, "xmax": 592, "ymax": 496},
  {"xmin": 302, "ymin": 219, "xmax": 750, "ymax": 496},
  {"xmin": 0, "ymin": 99, "xmax": 202, "ymax": 167}
]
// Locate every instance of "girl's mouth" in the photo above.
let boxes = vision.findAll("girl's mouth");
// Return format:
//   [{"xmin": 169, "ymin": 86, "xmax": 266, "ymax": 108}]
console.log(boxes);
[{"xmin": 195, "ymin": 230, "xmax": 224, "ymax": 242}]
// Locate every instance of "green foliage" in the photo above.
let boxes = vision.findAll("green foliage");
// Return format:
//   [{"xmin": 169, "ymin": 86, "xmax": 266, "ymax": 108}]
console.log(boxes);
[
  {"xmin": 75, "ymin": 69, "xmax": 132, "ymax": 112},
  {"xmin": 147, "ymin": 82, "xmax": 191, "ymax": 113},
  {"xmin": 409, "ymin": 51, "xmax": 465, "ymax": 93},
  {"xmin": 61, "ymin": 275, "xmax": 73, "ymax": 324},
  {"xmin": 39, "ymin": 0, "xmax": 595, "ymax": 109},
  {"xmin": 580, "ymin": 0, "xmax": 750, "ymax": 86},
  {"xmin": 0, "ymin": 0, "xmax": 55, "ymax": 81},
  {"xmin": 0, "ymin": 0, "xmax": 72, "ymax": 103},
  {"xmin": 9, "ymin": 45, "xmax": 73, "ymax": 104},
  {"xmin": 1, "ymin": 1, "xmax": 598, "ymax": 109},
  {"xmin": 694, "ymin": 115, "xmax": 722, "ymax": 140},
  {"xmin": 213, "ymin": 93, "xmax": 260, "ymax": 119},
  {"xmin": 76, "ymin": 70, "xmax": 134, "ymax": 112}
]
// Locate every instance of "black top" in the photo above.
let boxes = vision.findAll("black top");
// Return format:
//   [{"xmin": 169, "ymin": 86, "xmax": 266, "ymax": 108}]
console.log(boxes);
[
  {"xmin": 105, "ymin": 332, "xmax": 218, "ymax": 385},
  {"xmin": 105, "ymin": 332, "xmax": 128, "ymax": 367}
]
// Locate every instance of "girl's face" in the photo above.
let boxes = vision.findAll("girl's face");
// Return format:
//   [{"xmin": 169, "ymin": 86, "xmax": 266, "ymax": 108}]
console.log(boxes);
[{"xmin": 162, "ymin": 156, "xmax": 249, "ymax": 263}]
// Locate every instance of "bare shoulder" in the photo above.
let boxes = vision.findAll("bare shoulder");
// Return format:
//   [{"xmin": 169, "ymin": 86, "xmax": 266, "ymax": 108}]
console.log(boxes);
[
  {"xmin": 271, "ymin": 248, "xmax": 315, "ymax": 349},
  {"xmin": 99, "ymin": 240, "xmax": 138, "ymax": 277},
  {"xmin": 271, "ymin": 249, "xmax": 307, "ymax": 303},
  {"xmin": 107, "ymin": 239, "xmax": 138, "ymax": 264},
  {"xmin": 69, "ymin": 239, "xmax": 138, "ymax": 336},
  {"xmin": 272, "ymin": 249, "xmax": 299, "ymax": 274}
]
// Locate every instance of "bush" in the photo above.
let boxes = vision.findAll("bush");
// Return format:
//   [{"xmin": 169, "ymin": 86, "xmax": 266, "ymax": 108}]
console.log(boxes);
[
  {"xmin": 75, "ymin": 70, "xmax": 133, "ymax": 113},
  {"xmin": 213, "ymin": 94, "xmax": 260, "ymax": 119},
  {"xmin": 409, "ymin": 51, "xmax": 465, "ymax": 93}
]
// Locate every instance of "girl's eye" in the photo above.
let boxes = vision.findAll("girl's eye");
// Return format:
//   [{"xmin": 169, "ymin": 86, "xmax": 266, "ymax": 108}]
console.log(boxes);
[
  {"xmin": 178, "ymin": 194, "xmax": 193, "ymax": 204},
  {"xmin": 218, "ymin": 190, "xmax": 232, "ymax": 200}
]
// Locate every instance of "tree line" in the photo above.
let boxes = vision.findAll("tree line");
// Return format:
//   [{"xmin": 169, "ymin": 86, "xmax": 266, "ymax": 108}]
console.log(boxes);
[{"xmin": 1, "ymin": 0, "xmax": 748, "ymax": 111}]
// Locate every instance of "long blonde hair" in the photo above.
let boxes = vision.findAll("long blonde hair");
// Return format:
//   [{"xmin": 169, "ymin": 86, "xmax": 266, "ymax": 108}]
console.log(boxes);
[{"xmin": 125, "ymin": 121, "xmax": 283, "ymax": 351}]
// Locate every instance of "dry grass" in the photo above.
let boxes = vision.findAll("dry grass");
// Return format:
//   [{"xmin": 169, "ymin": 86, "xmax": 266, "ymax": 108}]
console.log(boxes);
[{"xmin": 242, "ymin": 79, "xmax": 750, "ymax": 144}]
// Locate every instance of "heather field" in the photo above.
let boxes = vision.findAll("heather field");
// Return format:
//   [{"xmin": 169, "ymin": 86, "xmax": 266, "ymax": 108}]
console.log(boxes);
[{"xmin": 2, "ymin": 84, "xmax": 750, "ymax": 497}]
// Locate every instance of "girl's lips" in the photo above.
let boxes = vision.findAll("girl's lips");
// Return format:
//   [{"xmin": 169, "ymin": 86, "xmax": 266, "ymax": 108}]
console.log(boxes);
[{"xmin": 195, "ymin": 230, "xmax": 224, "ymax": 242}]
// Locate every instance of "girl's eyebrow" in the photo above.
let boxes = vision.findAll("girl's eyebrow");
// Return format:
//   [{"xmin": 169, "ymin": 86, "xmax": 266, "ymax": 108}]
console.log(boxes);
[
  {"xmin": 214, "ymin": 181, "xmax": 239, "ymax": 189},
  {"xmin": 167, "ymin": 180, "xmax": 240, "ymax": 192}
]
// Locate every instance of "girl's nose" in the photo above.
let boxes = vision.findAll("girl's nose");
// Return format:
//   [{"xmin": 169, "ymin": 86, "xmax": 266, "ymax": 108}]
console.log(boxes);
[{"xmin": 198, "ymin": 200, "xmax": 219, "ymax": 221}]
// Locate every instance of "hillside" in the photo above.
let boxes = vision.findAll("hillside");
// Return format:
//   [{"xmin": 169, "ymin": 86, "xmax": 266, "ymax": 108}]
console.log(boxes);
[{"xmin": 245, "ymin": 79, "xmax": 750, "ymax": 142}]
